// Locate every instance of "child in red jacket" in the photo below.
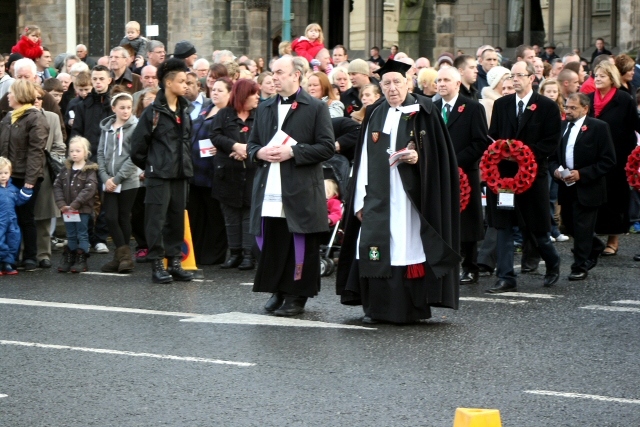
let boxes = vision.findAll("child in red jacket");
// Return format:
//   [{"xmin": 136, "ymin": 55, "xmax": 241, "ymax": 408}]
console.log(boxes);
[
  {"xmin": 325, "ymin": 179, "xmax": 342, "ymax": 227},
  {"xmin": 291, "ymin": 23, "xmax": 325, "ymax": 63},
  {"xmin": 11, "ymin": 26, "xmax": 44, "ymax": 61}
]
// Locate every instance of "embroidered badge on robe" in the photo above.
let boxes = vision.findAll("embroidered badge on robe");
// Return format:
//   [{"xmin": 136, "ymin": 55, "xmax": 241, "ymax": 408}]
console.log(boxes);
[
  {"xmin": 369, "ymin": 246, "xmax": 380, "ymax": 261},
  {"xmin": 372, "ymin": 132, "xmax": 380, "ymax": 143}
]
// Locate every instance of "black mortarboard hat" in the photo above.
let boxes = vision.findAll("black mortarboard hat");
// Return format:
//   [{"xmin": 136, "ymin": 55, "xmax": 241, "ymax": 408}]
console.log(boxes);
[{"xmin": 376, "ymin": 59, "xmax": 412, "ymax": 78}]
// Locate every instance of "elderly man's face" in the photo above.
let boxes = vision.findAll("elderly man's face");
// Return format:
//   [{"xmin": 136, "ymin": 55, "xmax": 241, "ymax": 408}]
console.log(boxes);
[
  {"xmin": 380, "ymin": 72, "xmax": 408, "ymax": 107},
  {"xmin": 57, "ymin": 74, "xmax": 72, "ymax": 91},
  {"xmin": 76, "ymin": 46, "xmax": 87, "ymax": 59},
  {"xmin": 141, "ymin": 67, "xmax": 158, "ymax": 88},
  {"xmin": 15, "ymin": 67, "xmax": 37, "ymax": 82},
  {"xmin": 271, "ymin": 57, "xmax": 300, "ymax": 96}
]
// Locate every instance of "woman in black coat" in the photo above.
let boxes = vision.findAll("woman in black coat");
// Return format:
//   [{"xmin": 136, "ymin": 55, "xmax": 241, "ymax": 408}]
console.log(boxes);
[
  {"xmin": 210, "ymin": 79, "xmax": 259, "ymax": 269},
  {"xmin": 588, "ymin": 61, "xmax": 640, "ymax": 255}
]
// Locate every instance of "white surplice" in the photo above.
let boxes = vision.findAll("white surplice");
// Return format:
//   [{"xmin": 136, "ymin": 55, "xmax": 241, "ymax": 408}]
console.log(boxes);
[
  {"xmin": 354, "ymin": 105, "xmax": 426, "ymax": 265},
  {"xmin": 261, "ymin": 103, "xmax": 292, "ymax": 218}
]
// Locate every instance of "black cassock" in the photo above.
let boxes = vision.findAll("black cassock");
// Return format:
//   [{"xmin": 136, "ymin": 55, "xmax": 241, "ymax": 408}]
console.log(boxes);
[{"xmin": 336, "ymin": 94, "xmax": 461, "ymax": 323}]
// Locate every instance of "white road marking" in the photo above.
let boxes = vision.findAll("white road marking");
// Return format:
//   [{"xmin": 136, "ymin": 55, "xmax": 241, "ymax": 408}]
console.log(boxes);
[
  {"xmin": 181, "ymin": 312, "xmax": 376, "ymax": 330},
  {"xmin": 525, "ymin": 390, "xmax": 640, "ymax": 405},
  {"xmin": 240, "ymin": 282, "xmax": 253, "ymax": 286},
  {"xmin": 0, "ymin": 340, "xmax": 254, "ymax": 367},
  {"xmin": 81, "ymin": 271, "xmax": 123, "ymax": 276},
  {"xmin": 459, "ymin": 297, "xmax": 528, "ymax": 305},
  {"xmin": 492, "ymin": 292, "xmax": 560, "ymax": 299},
  {"xmin": 580, "ymin": 305, "xmax": 640, "ymax": 314},
  {"xmin": 612, "ymin": 300, "xmax": 640, "ymax": 305},
  {"xmin": 0, "ymin": 298, "xmax": 199, "ymax": 317},
  {"xmin": 0, "ymin": 394, "xmax": 7, "ymax": 398}
]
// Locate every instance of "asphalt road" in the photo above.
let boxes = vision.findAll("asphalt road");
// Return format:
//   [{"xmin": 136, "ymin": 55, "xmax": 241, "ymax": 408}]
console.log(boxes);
[{"xmin": 1, "ymin": 235, "xmax": 639, "ymax": 426}]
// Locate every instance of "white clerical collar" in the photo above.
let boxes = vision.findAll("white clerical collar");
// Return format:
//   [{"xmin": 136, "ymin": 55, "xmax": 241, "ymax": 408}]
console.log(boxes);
[{"xmin": 516, "ymin": 90, "xmax": 533, "ymax": 108}]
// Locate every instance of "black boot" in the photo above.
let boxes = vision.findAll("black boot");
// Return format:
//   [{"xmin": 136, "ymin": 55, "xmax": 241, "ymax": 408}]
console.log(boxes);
[
  {"xmin": 274, "ymin": 296, "xmax": 308, "ymax": 316},
  {"xmin": 221, "ymin": 249, "xmax": 242, "ymax": 269},
  {"xmin": 58, "ymin": 246, "xmax": 76, "ymax": 273},
  {"xmin": 238, "ymin": 249, "xmax": 255, "ymax": 270},
  {"xmin": 151, "ymin": 258, "xmax": 172, "ymax": 284},
  {"xmin": 264, "ymin": 292, "xmax": 285, "ymax": 312},
  {"xmin": 167, "ymin": 257, "xmax": 194, "ymax": 281},
  {"xmin": 70, "ymin": 249, "xmax": 89, "ymax": 273}
]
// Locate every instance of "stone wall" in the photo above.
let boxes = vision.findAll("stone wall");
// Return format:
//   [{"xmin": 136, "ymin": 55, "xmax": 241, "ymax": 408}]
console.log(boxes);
[
  {"xmin": 18, "ymin": 0, "xmax": 68, "ymax": 55},
  {"xmin": 452, "ymin": 0, "xmax": 501, "ymax": 54}
]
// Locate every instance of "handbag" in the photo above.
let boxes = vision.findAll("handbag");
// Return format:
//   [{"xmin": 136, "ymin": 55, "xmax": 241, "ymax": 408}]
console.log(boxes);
[{"xmin": 45, "ymin": 150, "xmax": 65, "ymax": 182}]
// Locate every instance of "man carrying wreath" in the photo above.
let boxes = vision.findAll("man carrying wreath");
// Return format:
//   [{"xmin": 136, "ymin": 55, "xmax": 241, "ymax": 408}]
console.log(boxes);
[{"xmin": 486, "ymin": 61, "xmax": 562, "ymax": 292}]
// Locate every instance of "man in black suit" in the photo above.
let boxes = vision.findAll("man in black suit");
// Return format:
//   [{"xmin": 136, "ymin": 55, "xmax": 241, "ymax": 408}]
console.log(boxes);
[
  {"xmin": 434, "ymin": 67, "xmax": 488, "ymax": 284},
  {"xmin": 485, "ymin": 61, "xmax": 562, "ymax": 293},
  {"xmin": 247, "ymin": 56, "xmax": 335, "ymax": 316},
  {"xmin": 549, "ymin": 93, "xmax": 616, "ymax": 280}
]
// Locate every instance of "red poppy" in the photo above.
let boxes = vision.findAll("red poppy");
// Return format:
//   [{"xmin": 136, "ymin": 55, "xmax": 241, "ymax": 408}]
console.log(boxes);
[
  {"xmin": 176, "ymin": 116, "xmax": 181, "ymax": 124},
  {"xmin": 291, "ymin": 101, "xmax": 298, "ymax": 110},
  {"xmin": 458, "ymin": 104, "xmax": 465, "ymax": 113},
  {"xmin": 347, "ymin": 105, "xmax": 353, "ymax": 114},
  {"xmin": 240, "ymin": 126, "xmax": 249, "ymax": 133},
  {"xmin": 127, "ymin": 83, "xmax": 133, "ymax": 88},
  {"xmin": 480, "ymin": 139, "xmax": 537, "ymax": 195},
  {"xmin": 459, "ymin": 168, "xmax": 471, "ymax": 212},
  {"xmin": 581, "ymin": 125, "xmax": 587, "ymax": 132},
  {"xmin": 528, "ymin": 104, "xmax": 537, "ymax": 111},
  {"xmin": 626, "ymin": 146, "xmax": 640, "ymax": 190}
]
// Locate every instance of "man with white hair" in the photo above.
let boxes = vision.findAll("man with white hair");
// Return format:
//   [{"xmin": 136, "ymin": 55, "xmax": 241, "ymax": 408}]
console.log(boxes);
[
  {"xmin": 76, "ymin": 44, "xmax": 97, "ymax": 68},
  {"xmin": 0, "ymin": 59, "xmax": 64, "ymax": 129},
  {"xmin": 562, "ymin": 53, "xmax": 580, "ymax": 65},
  {"xmin": 313, "ymin": 48, "xmax": 333, "ymax": 74},
  {"xmin": 337, "ymin": 60, "xmax": 460, "ymax": 324},
  {"xmin": 415, "ymin": 57, "xmax": 430, "ymax": 71},
  {"xmin": 193, "ymin": 58, "xmax": 210, "ymax": 78},
  {"xmin": 109, "ymin": 46, "xmax": 142, "ymax": 93},
  {"xmin": 213, "ymin": 50, "xmax": 235, "ymax": 64},
  {"xmin": 434, "ymin": 67, "xmax": 488, "ymax": 284}
]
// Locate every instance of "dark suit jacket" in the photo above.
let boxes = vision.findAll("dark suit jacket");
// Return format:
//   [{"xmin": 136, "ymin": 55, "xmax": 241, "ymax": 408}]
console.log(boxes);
[
  {"xmin": 487, "ymin": 91, "xmax": 562, "ymax": 234},
  {"xmin": 247, "ymin": 89, "xmax": 335, "ymax": 235},
  {"xmin": 632, "ymin": 65, "xmax": 640, "ymax": 92},
  {"xmin": 434, "ymin": 95, "xmax": 488, "ymax": 241},
  {"xmin": 549, "ymin": 116, "xmax": 616, "ymax": 207}
]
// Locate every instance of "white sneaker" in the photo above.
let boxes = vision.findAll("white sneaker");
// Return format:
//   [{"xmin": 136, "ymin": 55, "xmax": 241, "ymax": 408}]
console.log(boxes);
[
  {"xmin": 94, "ymin": 243, "xmax": 109, "ymax": 253},
  {"xmin": 550, "ymin": 236, "xmax": 556, "ymax": 242},
  {"xmin": 555, "ymin": 234, "xmax": 570, "ymax": 242}
]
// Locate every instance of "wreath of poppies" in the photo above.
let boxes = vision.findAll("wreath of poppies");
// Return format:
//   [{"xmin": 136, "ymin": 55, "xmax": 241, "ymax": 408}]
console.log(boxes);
[
  {"xmin": 480, "ymin": 139, "xmax": 538, "ymax": 194},
  {"xmin": 626, "ymin": 145, "xmax": 640, "ymax": 190},
  {"xmin": 459, "ymin": 167, "xmax": 471, "ymax": 212}
]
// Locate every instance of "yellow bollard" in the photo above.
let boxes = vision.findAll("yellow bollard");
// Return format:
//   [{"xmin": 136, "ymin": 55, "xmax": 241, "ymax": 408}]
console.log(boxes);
[
  {"xmin": 163, "ymin": 210, "xmax": 204, "ymax": 279},
  {"xmin": 453, "ymin": 408, "xmax": 502, "ymax": 427}
]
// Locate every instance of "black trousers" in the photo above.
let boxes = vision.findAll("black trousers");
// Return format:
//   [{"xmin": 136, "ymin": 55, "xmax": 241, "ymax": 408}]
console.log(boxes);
[
  {"xmin": 186, "ymin": 185, "xmax": 227, "ymax": 265},
  {"xmin": 12, "ymin": 178, "xmax": 41, "ymax": 262},
  {"xmin": 130, "ymin": 186, "xmax": 147, "ymax": 249},
  {"xmin": 89, "ymin": 178, "xmax": 109, "ymax": 246},
  {"xmin": 461, "ymin": 241, "xmax": 479, "ymax": 273},
  {"xmin": 103, "ymin": 188, "xmax": 138, "ymax": 247},
  {"xmin": 144, "ymin": 178, "xmax": 187, "ymax": 260},
  {"xmin": 560, "ymin": 188, "xmax": 605, "ymax": 272}
]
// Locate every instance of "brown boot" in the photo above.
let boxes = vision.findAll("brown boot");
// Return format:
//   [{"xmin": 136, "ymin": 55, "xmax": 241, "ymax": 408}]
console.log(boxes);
[
  {"xmin": 117, "ymin": 246, "xmax": 134, "ymax": 273},
  {"xmin": 101, "ymin": 248, "xmax": 119, "ymax": 272}
]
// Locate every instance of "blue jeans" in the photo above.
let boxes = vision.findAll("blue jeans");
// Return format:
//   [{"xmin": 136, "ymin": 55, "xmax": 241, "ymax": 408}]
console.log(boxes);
[{"xmin": 65, "ymin": 213, "xmax": 91, "ymax": 252}]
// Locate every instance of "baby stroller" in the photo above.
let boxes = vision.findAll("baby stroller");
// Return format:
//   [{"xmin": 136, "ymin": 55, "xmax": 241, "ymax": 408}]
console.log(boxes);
[{"xmin": 320, "ymin": 153, "xmax": 350, "ymax": 277}]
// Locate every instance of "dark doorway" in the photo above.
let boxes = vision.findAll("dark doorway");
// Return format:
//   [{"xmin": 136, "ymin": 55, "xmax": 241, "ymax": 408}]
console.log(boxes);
[
  {"xmin": 328, "ymin": 0, "xmax": 345, "ymax": 47},
  {"xmin": 0, "ymin": 0, "xmax": 17, "ymax": 54}
]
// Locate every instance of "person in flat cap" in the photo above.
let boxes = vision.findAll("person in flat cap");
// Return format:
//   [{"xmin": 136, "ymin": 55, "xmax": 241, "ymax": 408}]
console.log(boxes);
[
  {"xmin": 131, "ymin": 58, "xmax": 195, "ymax": 284},
  {"xmin": 336, "ymin": 59, "xmax": 461, "ymax": 324},
  {"xmin": 540, "ymin": 44, "xmax": 559, "ymax": 63},
  {"xmin": 172, "ymin": 41, "xmax": 198, "ymax": 69}
]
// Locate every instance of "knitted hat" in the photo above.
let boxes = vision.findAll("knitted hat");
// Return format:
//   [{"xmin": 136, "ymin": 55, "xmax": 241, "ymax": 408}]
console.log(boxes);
[
  {"xmin": 7, "ymin": 53, "xmax": 24, "ymax": 72},
  {"xmin": 487, "ymin": 66, "xmax": 511, "ymax": 90},
  {"xmin": 347, "ymin": 59, "xmax": 369, "ymax": 75},
  {"xmin": 54, "ymin": 53, "xmax": 68, "ymax": 71},
  {"xmin": 172, "ymin": 40, "xmax": 196, "ymax": 59},
  {"xmin": 436, "ymin": 52, "xmax": 454, "ymax": 67}
]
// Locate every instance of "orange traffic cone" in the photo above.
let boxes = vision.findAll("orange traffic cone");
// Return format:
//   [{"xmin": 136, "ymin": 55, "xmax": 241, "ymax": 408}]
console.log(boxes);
[{"xmin": 163, "ymin": 210, "xmax": 204, "ymax": 279}]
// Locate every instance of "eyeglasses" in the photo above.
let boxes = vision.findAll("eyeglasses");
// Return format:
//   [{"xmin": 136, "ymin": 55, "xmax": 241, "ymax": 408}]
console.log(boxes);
[
  {"xmin": 506, "ymin": 73, "xmax": 531, "ymax": 80},
  {"xmin": 109, "ymin": 56, "xmax": 125, "ymax": 59}
]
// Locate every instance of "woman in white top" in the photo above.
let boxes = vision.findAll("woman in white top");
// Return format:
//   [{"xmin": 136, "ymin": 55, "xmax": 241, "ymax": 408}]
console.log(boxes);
[{"xmin": 479, "ymin": 66, "xmax": 511, "ymax": 126}]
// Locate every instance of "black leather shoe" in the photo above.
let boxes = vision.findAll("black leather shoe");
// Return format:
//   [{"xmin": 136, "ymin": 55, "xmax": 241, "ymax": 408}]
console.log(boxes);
[
  {"xmin": 39, "ymin": 259, "xmax": 52, "ymax": 268},
  {"xmin": 237, "ymin": 250, "xmax": 255, "ymax": 270},
  {"xmin": 151, "ymin": 259, "xmax": 172, "ymax": 284},
  {"xmin": 362, "ymin": 316, "xmax": 378, "ymax": 324},
  {"xmin": 460, "ymin": 271, "xmax": 479, "ymax": 284},
  {"xmin": 520, "ymin": 266, "xmax": 538, "ymax": 273},
  {"xmin": 568, "ymin": 271, "xmax": 588, "ymax": 281},
  {"xmin": 221, "ymin": 249, "xmax": 242, "ymax": 269},
  {"xmin": 264, "ymin": 293, "xmax": 285, "ymax": 312},
  {"xmin": 274, "ymin": 296, "xmax": 307, "ymax": 316},
  {"xmin": 167, "ymin": 257, "xmax": 193, "ymax": 281},
  {"xmin": 485, "ymin": 280, "xmax": 517, "ymax": 293},
  {"xmin": 634, "ymin": 254, "xmax": 640, "ymax": 262},
  {"xmin": 543, "ymin": 272, "xmax": 560, "ymax": 287}
]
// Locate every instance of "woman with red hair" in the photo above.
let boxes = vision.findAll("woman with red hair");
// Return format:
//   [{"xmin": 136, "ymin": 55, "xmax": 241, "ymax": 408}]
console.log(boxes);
[{"xmin": 210, "ymin": 79, "xmax": 260, "ymax": 270}]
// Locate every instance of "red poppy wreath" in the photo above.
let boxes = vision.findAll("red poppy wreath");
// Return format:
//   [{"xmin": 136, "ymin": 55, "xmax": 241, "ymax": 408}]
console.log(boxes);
[
  {"xmin": 625, "ymin": 145, "xmax": 640, "ymax": 190},
  {"xmin": 480, "ymin": 139, "xmax": 538, "ymax": 195},
  {"xmin": 459, "ymin": 167, "xmax": 471, "ymax": 212}
]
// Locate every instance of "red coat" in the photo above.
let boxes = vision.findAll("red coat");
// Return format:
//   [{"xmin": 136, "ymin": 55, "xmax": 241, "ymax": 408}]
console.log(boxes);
[
  {"xmin": 11, "ymin": 36, "xmax": 43, "ymax": 60},
  {"xmin": 291, "ymin": 37, "xmax": 324, "ymax": 62},
  {"xmin": 327, "ymin": 196, "xmax": 342, "ymax": 226}
]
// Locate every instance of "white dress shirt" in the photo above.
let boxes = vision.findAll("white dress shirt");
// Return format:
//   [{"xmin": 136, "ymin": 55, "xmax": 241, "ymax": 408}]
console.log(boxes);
[
  {"xmin": 515, "ymin": 90, "xmax": 534, "ymax": 117},
  {"xmin": 442, "ymin": 94, "xmax": 459, "ymax": 117},
  {"xmin": 564, "ymin": 115, "xmax": 586, "ymax": 170},
  {"xmin": 189, "ymin": 93, "xmax": 205, "ymax": 120}
]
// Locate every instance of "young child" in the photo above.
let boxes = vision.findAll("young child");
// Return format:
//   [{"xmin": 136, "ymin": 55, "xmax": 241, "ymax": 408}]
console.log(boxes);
[
  {"xmin": 130, "ymin": 58, "xmax": 194, "ymax": 284},
  {"xmin": 291, "ymin": 23, "xmax": 325, "ymax": 62},
  {"xmin": 11, "ymin": 25, "xmax": 44, "ymax": 61},
  {"xmin": 120, "ymin": 21, "xmax": 148, "ymax": 62},
  {"xmin": 324, "ymin": 179, "xmax": 342, "ymax": 227},
  {"xmin": 53, "ymin": 136, "xmax": 98, "ymax": 273},
  {"xmin": 0, "ymin": 157, "xmax": 33, "ymax": 275},
  {"xmin": 360, "ymin": 84, "xmax": 381, "ymax": 108},
  {"xmin": 43, "ymin": 78, "xmax": 64, "ymax": 105},
  {"xmin": 97, "ymin": 86, "xmax": 140, "ymax": 273},
  {"xmin": 64, "ymin": 71, "xmax": 92, "ymax": 141}
]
